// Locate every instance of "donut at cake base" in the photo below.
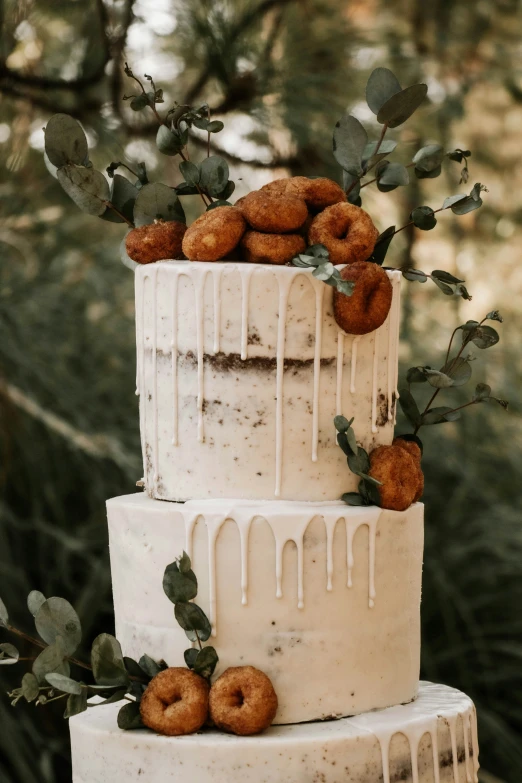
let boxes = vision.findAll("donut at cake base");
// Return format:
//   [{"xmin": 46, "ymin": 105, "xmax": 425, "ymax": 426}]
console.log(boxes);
[
  {"xmin": 69, "ymin": 682, "xmax": 479, "ymax": 783},
  {"xmin": 107, "ymin": 494, "xmax": 423, "ymax": 725}
]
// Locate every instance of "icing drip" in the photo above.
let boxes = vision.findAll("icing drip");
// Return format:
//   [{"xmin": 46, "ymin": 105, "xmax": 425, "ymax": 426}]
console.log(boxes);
[
  {"xmin": 336, "ymin": 330, "xmax": 344, "ymax": 416},
  {"xmin": 311, "ymin": 281, "xmax": 324, "ymax": 462},
  {"xmin": 240, "ymin": 265, "xmax": 255, "ymax": 360},
  {"xmin": 171, "ymin": 271, "xmax": 179, "ymax": 446},
  {"xmin": 387, "ymin": 278, "xmax": 400, "ymax": 421},
  {"xmin": 371, "ymin": 329, "xmax": 379, "ymax": 434},
  {"xmin": 212, "ymin": 266, "xmax": 222, "ymax": 354},
  {"xmin": 194, "ymin": 268, "xmax": 209, "ymax": 443},
  {"xmin": 151, "ymin": 267, "xmax": 159, "ymax": 482},
  {"xmin": 274, "ymin": 274, "xmax": 293, "ymax": 496},
  {"xmin": 350, "ymin": 335, "xmax": 361, "ymax": 393},
  {"xmin": 350, "ymin": 681, "xmax": 479, "ymax": 783},
  {"xmin": 181, "ymin": 501, "xmax": 382, "ymax": 632}
]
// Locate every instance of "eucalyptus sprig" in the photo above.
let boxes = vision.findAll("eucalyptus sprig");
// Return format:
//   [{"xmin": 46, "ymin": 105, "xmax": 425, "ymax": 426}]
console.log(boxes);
[
  {"xmin": 162, "ymin": 552, "xmax": 219, "ymax": 681},
  {"xmin": 398, "ymin": 311, "xmax": 508, "ymax": 439},
  {"xmin": 334, "ymin": 415, "xmax": 382, "ymax": 507},
  {"xmin": 291, "ymin": 244, "xmax": 354, "ymax": 295}
]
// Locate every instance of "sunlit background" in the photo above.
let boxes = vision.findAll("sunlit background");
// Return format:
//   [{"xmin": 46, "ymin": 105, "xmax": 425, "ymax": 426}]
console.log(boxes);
[{"xmin": 1, "ymin": 1, "xmax": 522, "ymax": 781}]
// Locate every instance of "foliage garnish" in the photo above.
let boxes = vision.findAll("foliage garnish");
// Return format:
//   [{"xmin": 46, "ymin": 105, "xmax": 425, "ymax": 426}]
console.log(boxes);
[
  {"xmin": 334, "ymin": 415, "xmax": 381, "ymax": 507},
  {"xmin": 1, "ymin": 553, "xmax": 215, "ymax": 729},
  {"xmin": 291, "ymin": 244, "xmax": 354, "ymax": 295}
]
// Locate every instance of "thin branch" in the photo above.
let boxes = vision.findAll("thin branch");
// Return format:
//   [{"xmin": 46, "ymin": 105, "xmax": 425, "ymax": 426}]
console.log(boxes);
[
  {"xmin": 103, "ymin": 200, "xmax": 134, "ymax": 228},
  {"xmin": 6, "ymin": 626, "xmax": 92, "ymax": 672}
]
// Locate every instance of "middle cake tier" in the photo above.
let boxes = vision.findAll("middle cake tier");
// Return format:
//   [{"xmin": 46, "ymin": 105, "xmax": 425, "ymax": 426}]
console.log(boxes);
[{"xmin": 108, "ymin": 493, "xmax": 423, "ymax": 725}]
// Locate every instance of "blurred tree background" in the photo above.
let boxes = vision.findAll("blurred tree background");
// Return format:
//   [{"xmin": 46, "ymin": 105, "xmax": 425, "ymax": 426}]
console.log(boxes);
[{"xmin": 1, "ymin": 0, "xmax": 521, "ymax": 781}]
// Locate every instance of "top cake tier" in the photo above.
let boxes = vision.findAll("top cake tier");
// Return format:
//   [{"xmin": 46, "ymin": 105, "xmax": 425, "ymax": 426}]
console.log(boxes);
[{"xmin": 135, "ymin": 261, "xmax": 401, "ymax": 502}]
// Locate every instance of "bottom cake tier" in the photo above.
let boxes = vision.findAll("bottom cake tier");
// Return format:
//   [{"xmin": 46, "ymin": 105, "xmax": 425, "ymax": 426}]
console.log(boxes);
[{"xmin": 70, "ymin": 682, "xmax": 478, "ymax": 783}]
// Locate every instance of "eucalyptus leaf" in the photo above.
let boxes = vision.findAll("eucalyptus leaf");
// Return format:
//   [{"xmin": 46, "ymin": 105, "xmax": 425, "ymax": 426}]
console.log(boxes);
[
  {"xmin": 370, "ymin": 226, "xmax": 395, "ymax": 265},
  {"xmin": 440, "ymin": 357, "xmax": 472, "ymax": 387},
  {"xmin": 220, "ymin": 181, "xmax": 236, "ymax": 200},
  {"xmin": 473, "ymin": 383, "xmax": 491, "ymax": 401},
  {"xmin": 425, "ymin": 369, "xmax": 454, "ymax": 389},
  {"xmin": 123, "ymin": 657, "xmax": 147, "ymax": 680},
  {"xmin": 449, "ymin": 184, "xmax": 485, "ymax": 215},
  {"xmin": 156, "ymin": 125, "xmax": 183, "ymax": 156},
  {"xmin": 431, "ymin": 270, "xmax": 465, "ymax": 285},
  {"xmin": 466, "ymin": 325, "xmax": 499, "ymax": 349},
  {"xmin": 363, "ymin": 139, "xmax": 397, "ymax": 161},
  {"xmin": 184, "ymin": 648, "xmax": 199, "ymax": 669},
  {"xmin": 332, "ymin": 114, "xmax": 368, "ymax": 176},
  {"xmin": 174, "ymin": 602, "xmax": 212, "ymax": 643},
  {"xmin": 415, "ymin": 164, "xmax": 442, "ymax": 180},
  {"xmin": 21, "ymin": 672, "xmax": 40, "ymax": 703},
  {"xmin": 57, "ymin": 165, "xmax": 110, "ymax": 217},
  {"xmin": 333, "ymin": 414, "xmax": 351, "ymax": 433},
  {"xmin": 35, "ymin": 597, "xmax": 81, "ymax": 656},
  {"xmin": 179, "ymin": 160, "xmax": 200, "ymax": 186},
  {"xmin": 178, "ymin": 551, "xmax": 192, "ymax": 574},
  {"xmin": 398, "ymin": 388, "xmax": 422, "ymax": 427},
  {"xmin": 206, "ymin": 199, "xmax": 233, "ymax": 210},
  {"xmin": 134, "ymin": 183, "xmax": 185, "ymax": 226},
  {"xmin": 313, "ymin": 262, "xmax": 335, "ymax": 281},
  {"xmin": 442, "ymin": 194, "xmax": 466, "ymax": 209},
  {"xmin": 412, "ymin": 144, "xmax": 444, "ymax": 172},
  {"xmin": 207, "ymin": 120, "xmax": 224, "ymax": 133},
  {"xmin": 138, "ymin": 654, "xmax": 163, "ymax": 679},
  {"xmin": 43, "ymin": 151, "xmax": 59, "ymax": 180},
  {"xmin": 422, "ymin": 407, "xmax": 462, "ymax": 425},
  {"xmin": 343, "ymin": 171, "xmax": 362, "ymax": 205},
  {"xmin": 45, "ymin": 673, "xmax": 83, "ymax": 695},
  {"xmin": 376, "ymin": 161, "xmax": 409, "ymax": 192},
  {"xmin": 175, "ymin": 181, "xmax": 200, "ymax": 196},
  {"xmin": 406, "ymin": 367, "xmax": 427, "ymax": 384},
  {"xmin": 0, "ymin": 596, "xmax": 8, "ymax": 628},
  {"xmin": 27, "ymin": 590, "xmax": 46, "ymax": 616},
  {"xmin": 403, "ymin": 269, "xmax": 428, "ymax": 283},
  {"xmin": 117, "ymin": 701, "xmax": 144, "ymax": 730},
  {"xmin": 163, "ymin": 561, "xmax": 198, "ymax": 604},
  {"xmin": 366, "ymin": 67, "xmax": 402, "ymax": 114},
  {"xmin": 130, "ymin": 94, "xmax": 149, "ymax": 111},
  {"xmin": 32, "ymin": 642, "xmax": 69, "ymax": 685},
  {"xmin": 109, "ymin": 175, "xmax": 138, "ymax": 222},
  {"xmin": 0, "ymin": 643, "xmax": 19, "ymax": 664},
  {"xmin": 432, "ymin": 277, "xmax": 454, "ymax": 295},
  {"xmin": 193, "ymin": 646, "xmax": 218, "ymax": 679},
  {"xmin": 64, "ymin": 689, "xmax": 88, "ymax": 718},
  {"xmin": 100, "ymin": 688, "xmax": 129, "ymax": 705},
  {"xmin": 395, "ymin": 433, "xmax": 424, "ymax": 454},
  {"xmin": 486, "ymin": 310, "xmax": 503, "ymax": 322},
  {"xmin": 341, "ymin": 492, "xmax": 366, "ymax": 506},
  {"xmin": 377, "ymin": 83, "xmax": 428, "ymax": 127},
  {"xmin": 44, "ymin": 114, "xmax": 89, "ymax": 167},
  {"xmin": 410, "ymin": 206, "xmax": 436, "ymax": 230},
  {"xmin": 199, "ymin": 156, "xmax": 229, "ymax": 196},
  {"xmin": 91, "ymin": 634, "xmax": 129, "ymax": 687}
]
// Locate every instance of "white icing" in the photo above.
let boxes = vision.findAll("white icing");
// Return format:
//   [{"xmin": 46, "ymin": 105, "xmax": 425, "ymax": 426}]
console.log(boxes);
[
  {"xmin": 108, "ymin": 493, "xmax": 423, "ymax": 725},
  {"xmin": 70, "ymin": 682, "xmax": 479, "ymax": 783},
  {"xmin": 135, "ymin": 263, "xmax": 402, "ymax": 502}
]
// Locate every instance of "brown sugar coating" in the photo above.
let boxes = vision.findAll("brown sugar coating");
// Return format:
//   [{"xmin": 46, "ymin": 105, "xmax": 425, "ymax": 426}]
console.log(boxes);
[
  {"xmin": 140, "ymin": 667, "xmax": 209, "ymax": 736},
  {"xmin": 125, "ymin": 220, "xmax": 186, "ymax": 264},
  {"xmin": 182, "ymin": 206, "xmax": 246, "ymax": 262},
  {"xmin": 238, "ymin": 190, "xmax": 308, "ymax": 233},
  {"xmin": 333, "ymin": 261, "xmax": 393, "ymax": 335},
  {"xmin": 240, "ymin": 230, "xmax": 305, "ymax": 265},
  {"xmin": 393, "ymin": 438, "xmax": 424, "ymax": 501},
  {"xmin": 369, "ymin": 442, "xmax": 424, "ymax": 511},
  {"xmin": 261, "ymin": 176, "xmax": 346, "ymax": 212},
  {"xmin": 308, "ymin": 202, "xmax": 379, "ymax": 264},
  {"xmin": 209, "ymin": 666, "xmax": 278, "ymax": 736}
]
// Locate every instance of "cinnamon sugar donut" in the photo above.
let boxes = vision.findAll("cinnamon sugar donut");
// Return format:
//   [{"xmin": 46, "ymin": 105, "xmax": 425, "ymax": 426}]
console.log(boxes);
[
  {"xmin": 182, "ymin": 206, "xmax": 246, "ymax": 262},
  {"xmin": 240, "ymin": 230, "xmax": 305, "ymax": 265},
  {"xmin": 140, "ymin": 667, "xmax": 209, "ymax": 736},
  {"xmin": 308, "ymin": 203, "xmax": 378, "ymax": 264},
  {"xmin": 126, "ymin": 220, "xmax": 186, "ymax": 263},
  {"xmin": 333, "ymin": 261, "xmax": 392, "ymax": 335},
  {"xmin": 261, "ymin": 177, "xmax": 346, "ymax": 212},
  {"xmin": 369, "ymin": 441, "xmax": 424, "ymax": 511},
  {"xmin": 238, "ymin": 190, "xmax": 308, "ymax": 233},
  {"xmin": 209, "ymin": 666, "xmax": 278, "ymax": 736}
]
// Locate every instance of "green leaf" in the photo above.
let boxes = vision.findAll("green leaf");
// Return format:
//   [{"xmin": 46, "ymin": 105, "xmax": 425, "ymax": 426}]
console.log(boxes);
[
  {"xmin": 44, "ymin": 151, "xmax": 59, "ymax": 180},
  {"xmin": 45, "ymin": 673, "xmax": 83, "ymax": 695},
  {"xmin": 64, "ymin": 689, "xmax": 88, "ymax": 718},
  {"xmin": 332, "ymin": 114, "xmax": 368, "ymax": 176},
  {"xmin": 219, "ymin": 181, "xmax": 236, "ymax": 200},
  {"xmin": 422, "ymin": 407, "xmax": 462, "ymax": 425},
  {"xmin": 207, "ymin": 120, "xmax": 224, "ymax": 133},
  {"xmin": 199, "ymin": 156, "xmax": 229, "ymax": 197},
  {"xmin": 44, "ymin": 114, "xmax": 89, "ymax": 167},
  {"xmin": 138, "ymin": 654, "xmax": 163, "ymax": 679},
  {"xmin": 403, "ymin": 269, "xmax": 428, "ymax": 283},
  {"xmin": 347, "ymin": 447, "xmax": 371, "ymax": 476},
  {"xmin": 406, "ymin": 367, "xmax": 427, "ymax": 384},
  {"xmin": 35, "ymin": 597, "xmax": 82, "ymax": 656},
  {"xmin": 359, "ymin": 478, "xmax": 381, "ymax": 506},
  {"xmin": 130, "ymin": 94, "xmax": 149, "ymax": 111},
  {"xmin": 362, "ymin": 139, "xmax": 397, "ymax": 162},
  {"xmin": 473, "ymin": 383, "xmax": 491, "ymax": 401},
  {"xmin": 439, "ymin": 357, "xmax": 472, "ymax": 387},
  {"xmin": 341, "ymin": 492, "xmax": 366, "ymax": 506},
  {"xmin": 178, "ymin": 551, "xmax": 192, "ymax": 574},
  {"xmin": 118, "ymin": 700, "xmax": 144, "ymax": 730},
  {"xmin": 32, "ymin": 642, "xmax": 69, "ymax": 685},
  {"xmin": 336, "ymin": 280, "xmax": 355, "ymax": 296},
  {"xmin": 425, "ymin": 368, "xmax": 454, "ymax": 389},
  {"xmin": 431, "ymin": 270, "xmax": 465, "ymax": 285},
  {"xmin": 366, "ymin": 67, "xmax": 402, "ymax": 114},
  {"xmin": 0, "ymin": 643, "xmax": 19, "ymax": 665},
  {"xmin": 432, "ymin": 277, "xmax": 454, "ymax": 295},
  {"xmin": 175, "ymin": 181, "xmax": 200, "ymax": 196},
  {"xmin": 411, "ymin": 206, "xmax": 437, "ymax": 230},
  {"xmin": 193, "ymin": 646, "xmax": 218, "ymax": 679},
  {"xmin": 206, "ymin": 199, "xmax": 233, "ymax": 210},
  {"xmin": 91, "ymin": 634, "xmax": 129, "ymax": 687},
  {"xmin": 184, "ymin": 648, "xmax": 199, "ymax": 669},
  {"xmin": 357, "ymin": 472, "xmax": 382, "ymax": 487},
  {"xmin": 312, "ymin": 262, "xmax": 335, "ymax": 281},
  {"xmin": 27, "ymin": 590, "xmax": 46, "ymax": 616},
  {"xmin": 370, "ymin": 226, "xmax": 395, "ymax": 265},
  {"xmin": 466, "ymin": 325, "xmax": 499, "ymax": 350},
  {"xmin": 415, "ymin": 164, "xmax": 442, "ymax": 180},
  {"xmin": 337, "ymin": 432, "xmax": 355, "ymax": 458},
  {"xmin": 179, "ymin": 160, "xmax": 200, "ymax": 186},
  {"xmin": 0, "ymin": 597, "xmax": 8, "ymax": 628},
  {"xmin": 134, "ymin": 182, "xmax": 185, "ymax": 226},
  {"xmin": 21, "ymin": 673, "xmax": 40, "ymax": 703},
  {"xmin": 101, "ymin": 175, "xmax": 138, "ymax": 224},
  {"xmin": 342, "ymin": 171, "xmax": 361, "ymax": 205},
  {"xmin": 333, "ymin": 414, "xmax": 351, "ymax": 433},
  {"xmin": 443, "ymin": 194, "xmax": 466, "ymax": 209},
  {"xmin": 163, "ymin": 561, "xmax": 198, "ymax": 604},
  {"xmin": 398, "ymin": 388, "xmax": 422, "ymax": 427},
  {"xmin": 123, "ymin": 657, "xmax": 146, "ymax": 680},
  {"xmin": 376, "ymin": 161, "xmax": 409, "ymax": 192},
  {"xmin": 395, "ymin": 433, "xmax": 424, "ymax": 454},
  {"xmin": 377, "ymin": 83, "xmax": 428, "ymax": 127},
  {"xmin": 174, "ymin": 603, "xmax": 212, "ymax": 643},
  {"xmin": 486, "ymin": 310, "xmax": 503, "ymax": 323},
  {"xmin": 449, "ymin": 183, "xmax": 486, "ymax": 215},
  {"xmin": 412, "ymin": 144, "xmax": 444, "ymax": 172},
  {"xmin": 57, "ymin": 165, "xmax": 110, "ymax": 216},
  {"xmin": 156, "ymin": 125, "xmax": 183, "ymax": 156},
  {"xmin": 99, "ymin": 688, "xmax": 129, "ymax": 705}
]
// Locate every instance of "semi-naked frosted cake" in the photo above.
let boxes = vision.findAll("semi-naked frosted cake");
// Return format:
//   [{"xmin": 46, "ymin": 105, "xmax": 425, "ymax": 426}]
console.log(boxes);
[{"xmin": 70, "ymin": 260, "xmax": 480, "ymax": 782}]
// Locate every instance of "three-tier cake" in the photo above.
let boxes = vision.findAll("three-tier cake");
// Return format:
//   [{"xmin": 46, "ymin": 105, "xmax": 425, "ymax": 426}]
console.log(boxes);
[{"xmin": 70, "ymin": 260, "xmax": 479, "ymax": 782}]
